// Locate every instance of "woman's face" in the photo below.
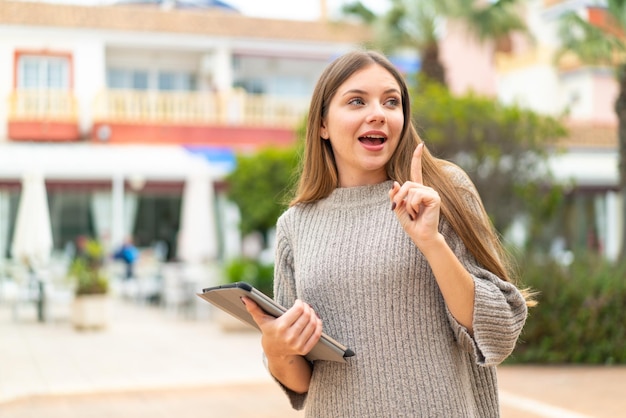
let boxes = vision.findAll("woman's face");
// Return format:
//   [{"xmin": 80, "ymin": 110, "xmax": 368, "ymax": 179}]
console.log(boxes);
[{"xmin": 320, "ymin": 63, "xmax": 404, "ymax": 187}]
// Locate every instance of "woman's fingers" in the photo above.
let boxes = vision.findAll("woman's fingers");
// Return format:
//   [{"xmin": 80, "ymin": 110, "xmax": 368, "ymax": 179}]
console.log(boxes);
[
  {"xmin": 410, "ymin": 143, "xmax": 424, "ymax": 184},
  {"xmin": 390, "ymin": 178, "xmax": 442, "ymax": 247},
  {"xmin": 244, "ymin": 297, "xmax": 322, "ymax": 357},
  {"xmin": 390, "ymin": 182, "xmax": 433, "ymax": 220},
  {"xmin": 242, "ymin": 296, "xmax": 274, "ymax": 326},
  {"xmin": 282, "ymin": 301, "xmax": 322, "ymax": 354}
]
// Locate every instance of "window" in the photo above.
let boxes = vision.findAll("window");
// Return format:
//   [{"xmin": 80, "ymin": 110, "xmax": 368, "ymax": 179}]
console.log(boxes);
[
  {"xmin": 132, "ymin": 71, "xmax": 149, "ymax": 90},
  {"xmin": 107, "ymin": 68, "xmax": 149, "ymax": 90},
  {"xmin": 48, "ymin": 192, "xmax": 95, "ymax": 250},
  {"xmin": 133, "ymin": 195, "xmax": 181, "ymax": 260},
  {"xmin": 158, "ymin": 72, "xmax": 196, "ymax": 91},
  {"xmin": 17, "ymin": 55, "xmax": 70, "ymax": 89},
  {"xmin": 233, "ymin": 79, "xmax": 264, "ymax": 94},
  {"xmin": 107, "ymin": 68, "xmax": 196, "ymax": 91}
]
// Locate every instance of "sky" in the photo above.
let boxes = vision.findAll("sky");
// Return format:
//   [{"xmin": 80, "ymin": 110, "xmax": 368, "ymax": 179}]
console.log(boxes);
[{"xmin": 32, "ymin": 0, "xmax": 390, "ymax": 21}]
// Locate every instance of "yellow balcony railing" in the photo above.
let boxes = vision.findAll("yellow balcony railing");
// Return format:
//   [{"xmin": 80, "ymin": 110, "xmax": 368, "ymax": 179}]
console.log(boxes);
[
  {"xmin": 92, "ymin": 89, "xmax": 309, "ymax": 128},
  {"xmin": 8, "ymin": 89, "xmax": 78, "ymax": 121}
]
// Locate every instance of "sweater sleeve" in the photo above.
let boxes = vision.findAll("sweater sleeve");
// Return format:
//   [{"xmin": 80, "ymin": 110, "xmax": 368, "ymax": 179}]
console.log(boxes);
[
  {"xmin": 270, "ymin": 213, "xmax": 309, "ymax": 410},
  {"xmin": 444, "ymin": 233, "xmax": 528, "ymax": 366},
  {"xmin": 441, "ymin": 165, "xmax": 528, "ymax": 366}
]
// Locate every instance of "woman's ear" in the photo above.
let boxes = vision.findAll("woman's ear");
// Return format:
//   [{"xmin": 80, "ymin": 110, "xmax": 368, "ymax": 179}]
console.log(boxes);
[{"xmin": 320, "ymin": 123, "xmax": 329, "ymax": 140}]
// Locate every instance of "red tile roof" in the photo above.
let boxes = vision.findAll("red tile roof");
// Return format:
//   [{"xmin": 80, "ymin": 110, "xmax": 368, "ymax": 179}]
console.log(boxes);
[
  {"xmin": 0, "ymin": 0, "xmax": 372, "ymax": 43},
  {"xmin": 561, "ymin": 122, "xmax": 617, "ymax": 149}
]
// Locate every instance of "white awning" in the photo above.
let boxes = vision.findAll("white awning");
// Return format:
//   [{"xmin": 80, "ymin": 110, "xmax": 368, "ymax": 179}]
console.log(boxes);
[
  {"xmin": 0, "ymin": 143, "xmax": 220, "ymax": 182},
  {"xmin": 548, "ymin": 150, "xmax": 618, "ymax": 187}
]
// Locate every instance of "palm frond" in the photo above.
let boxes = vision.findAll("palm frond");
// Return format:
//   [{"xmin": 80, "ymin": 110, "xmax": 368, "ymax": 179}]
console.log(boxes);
[
  {"xmin": 469, "ymin": 1, "xmax": 528, "ymax": 41},
  {"xmin": 437, "ymin": 0, "xmax": 529, "ymax": 44},
  {"xmin": 557, "ymin": 11, "xmax": 626, "ymax": 66},
  {"xmin": 341, "ymin": 1, "xmax": 376, "ymax": 24},
  {"xmin": 372, "ymin": 0, "xmax": 438, "ymax": 52},
  {"xmin": 607, "ymin": 0, "xmax": 626, "ymax": 29}
]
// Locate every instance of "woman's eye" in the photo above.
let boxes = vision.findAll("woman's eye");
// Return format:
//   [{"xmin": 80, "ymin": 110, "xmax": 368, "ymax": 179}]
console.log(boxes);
[
  {"xmin": 385, "ymin": 98, "xmax": 400, "ymax": 107},
  {"xmin": 348, "ymin": 97, "xmax": 365, "ymax": 106}
]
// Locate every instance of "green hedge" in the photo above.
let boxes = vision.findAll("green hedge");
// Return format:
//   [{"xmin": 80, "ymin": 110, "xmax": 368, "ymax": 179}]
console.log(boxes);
[
  {"xmin": 224, "ymin": 257, "xmax": 274, "ymax": 298},
  {"xmin": 508, "ymin": 253, "xmax": 626, "ymax": 364}
]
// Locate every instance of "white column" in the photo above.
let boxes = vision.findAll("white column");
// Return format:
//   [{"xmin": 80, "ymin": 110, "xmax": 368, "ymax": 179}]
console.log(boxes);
[
  {"xmin": 605, "ymin": 191, "xmax": 621, "ymax": 262},
  {"xmin": 0, "ymin": 191, "xmax": 9, "ymax": 259},
  {"xmin": 74, "ymin": 39, "xmax": 106, "ymax": 137},
  {"xmin": 212, "ymin": 45, "xmax": 233, "ymax": 93},
  {"xmin": 111, "ymin": 174, "xmax": 125, "ymax": 251}
]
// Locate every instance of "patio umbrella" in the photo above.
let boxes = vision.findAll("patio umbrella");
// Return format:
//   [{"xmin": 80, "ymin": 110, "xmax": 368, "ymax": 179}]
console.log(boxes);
[
  {"xmin": 10, "ymin": 172, "xmax": 53, "ymax": 322},
  {"xmin": 11, "ymin": 172, "xmax": 53, "ymax": 268},
  {"xmin": 177, "ymin": 171, "xmax": 218, "ymax": 264}
]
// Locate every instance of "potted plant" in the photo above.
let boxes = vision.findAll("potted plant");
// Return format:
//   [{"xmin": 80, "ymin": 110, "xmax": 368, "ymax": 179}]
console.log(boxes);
[{"xmin": 69, "ymin": 237, "xmax": 110, "ymax": 330}]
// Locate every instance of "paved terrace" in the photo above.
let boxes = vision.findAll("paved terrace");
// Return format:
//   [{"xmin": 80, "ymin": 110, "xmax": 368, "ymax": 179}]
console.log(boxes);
[{"xmin": 1, "ymin": 296, "xmax": 624, "ymax": 418}]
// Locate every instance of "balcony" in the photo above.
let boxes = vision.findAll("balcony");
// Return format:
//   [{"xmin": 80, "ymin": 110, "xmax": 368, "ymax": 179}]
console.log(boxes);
[
  {"xmin": 91, "ymin": 89, "xmax": 310, "ymax": 148},
  {"xmin": 7, "ymin": 89, "xmax": 80, "ymax": 141},
  {"xmin": 6, "ymin": 89, "xmax": 310, "ymax": 148}
]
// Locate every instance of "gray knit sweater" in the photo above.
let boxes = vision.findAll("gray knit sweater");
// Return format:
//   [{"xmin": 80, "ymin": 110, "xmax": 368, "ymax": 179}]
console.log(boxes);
[{"xmin": 272, "ymin": 176, "xmax": 528, "ymax": 418}]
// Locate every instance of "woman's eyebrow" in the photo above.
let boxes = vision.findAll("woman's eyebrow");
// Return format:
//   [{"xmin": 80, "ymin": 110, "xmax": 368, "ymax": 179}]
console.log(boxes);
[
  {"xmin": 341, "ymin": 88, "xmax": 367, "ymax": 96},
  {"xmin": 341, "ymin": 88, "xmax": 401, "ymax": 96}
]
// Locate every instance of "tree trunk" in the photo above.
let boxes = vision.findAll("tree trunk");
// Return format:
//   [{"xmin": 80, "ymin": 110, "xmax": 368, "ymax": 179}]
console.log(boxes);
[
  {"xmin": 614, "ymin": 63, "xmax": 626, "ymax": 262},
  {"xmin": 420, "ymin": 42, "xmax": 446, "ymax": 86}
]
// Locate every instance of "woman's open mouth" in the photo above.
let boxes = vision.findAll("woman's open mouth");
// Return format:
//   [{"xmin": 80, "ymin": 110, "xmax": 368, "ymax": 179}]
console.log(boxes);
[{"xmin": 358, "ymin": 135, "xmax": 387, "ymax": 145}]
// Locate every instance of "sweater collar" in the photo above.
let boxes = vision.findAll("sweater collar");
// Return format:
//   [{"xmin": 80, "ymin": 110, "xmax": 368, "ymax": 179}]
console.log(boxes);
[{"xmin": 320, "ymin": 180, "xmax": 394, "ymax": 209}]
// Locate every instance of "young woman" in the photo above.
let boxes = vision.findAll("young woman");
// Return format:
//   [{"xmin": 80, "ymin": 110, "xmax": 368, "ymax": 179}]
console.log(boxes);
[{"xmin": 243, "ymin": 50, "xmax": 530, "ymax": 417}]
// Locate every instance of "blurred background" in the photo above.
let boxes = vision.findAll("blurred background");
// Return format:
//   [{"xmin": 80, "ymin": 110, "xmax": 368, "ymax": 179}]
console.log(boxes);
[{"xmin": 0, "ymin": 0, "xmax": 625, "ymax": 415}]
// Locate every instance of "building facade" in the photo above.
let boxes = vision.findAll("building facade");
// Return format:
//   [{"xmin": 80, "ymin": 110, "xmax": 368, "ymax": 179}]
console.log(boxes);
[
  {"xmin": 492, "ymin": 0, "xmax": 622, "ymax": 260},
  {"xmin": 0, "ymin": 0, "xmax": 371, "ymax": 262},
  {"xmin": 0, "ymin": 0, "xmax": 622, "ymax": 267}
]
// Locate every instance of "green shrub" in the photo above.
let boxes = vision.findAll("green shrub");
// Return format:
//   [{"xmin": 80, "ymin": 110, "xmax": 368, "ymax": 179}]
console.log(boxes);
[
  {"xmin": 509, "ymin": 253, "xmax": 626, "ymax": 364},
  {"xmin": 224, "ymin": 257, "xmax": 274, "ymax": 297},
  {"xmin": 69, "ymin": 257, "xmax": 109, "ymax": 295},
  {"xmin": 68, "ymin": 238, "xmax": 109, "ymax": 296},
  {"xmin": 226, "ymin": 147, "xmax": 299, "ymax": 240}
]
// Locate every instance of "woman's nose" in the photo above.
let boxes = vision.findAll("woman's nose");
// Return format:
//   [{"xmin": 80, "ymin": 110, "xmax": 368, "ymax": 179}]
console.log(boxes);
[{"xmin": 367, "ymin": 103, "xmax": 386, "ymax": 124}]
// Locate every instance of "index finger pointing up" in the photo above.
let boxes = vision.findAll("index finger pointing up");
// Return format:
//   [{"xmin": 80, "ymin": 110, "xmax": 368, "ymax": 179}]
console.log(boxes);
[{"xmin": 411, "ymin": 143, "xmax": 425, "ymax": 184}]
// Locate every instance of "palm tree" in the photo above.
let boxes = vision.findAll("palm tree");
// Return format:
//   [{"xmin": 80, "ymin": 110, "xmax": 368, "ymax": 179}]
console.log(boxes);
[
  {"xmin": 341, "ymin": 0, "xmax": 527, "ymax": 86},
  {"xmin": 343, "ymin": 0, "xmax": 444, "ymax": 84},
  {"xmin": 438, "ymin": 0, "xmax": 528, "ymax": 53},
  {"xmin": 557, "ymin": 2, "xmax": 626, "ymax": 260}
]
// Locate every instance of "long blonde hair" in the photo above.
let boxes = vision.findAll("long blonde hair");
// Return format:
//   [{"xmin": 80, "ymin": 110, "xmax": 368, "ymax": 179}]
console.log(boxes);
[{"xmin": 292, "ymin": 50, "xmax": 534, "ymax": 306}]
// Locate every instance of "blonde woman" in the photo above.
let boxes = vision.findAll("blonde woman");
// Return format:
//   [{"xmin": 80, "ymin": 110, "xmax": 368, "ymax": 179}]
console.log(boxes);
[{"xmin": 243, "ymin": 50, "xmax": 530, "ymax": 417}]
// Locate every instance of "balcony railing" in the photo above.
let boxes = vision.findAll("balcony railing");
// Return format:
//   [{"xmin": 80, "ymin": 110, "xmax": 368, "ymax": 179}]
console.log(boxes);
[
  {"xmin": 92, "ymin": 89, "xmax": 310, "ymax": 128},
  {"xmin": 8, "ymin": 89, "xmax": 78, "ymax": 121}
]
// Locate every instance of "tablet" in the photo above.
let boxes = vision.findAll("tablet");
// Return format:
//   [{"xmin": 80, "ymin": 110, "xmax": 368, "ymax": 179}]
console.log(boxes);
[{"xmin": 197, "ymin": 282, "xmax": 354, "ymax": 363}]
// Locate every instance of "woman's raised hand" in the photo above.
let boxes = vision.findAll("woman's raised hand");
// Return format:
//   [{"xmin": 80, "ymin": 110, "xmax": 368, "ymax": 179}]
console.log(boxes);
[{"xmin": 389, "ymin": 143, "xmax": 442, "ymax": 250}]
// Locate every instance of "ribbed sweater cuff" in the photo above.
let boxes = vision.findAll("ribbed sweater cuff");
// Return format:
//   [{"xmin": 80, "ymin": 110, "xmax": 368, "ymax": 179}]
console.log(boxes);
[
  {"xmin": 278, "ymin": 379, "xmax": 307, "ymax": 410},
  {"xmin": 473, "ymin": 278, "xmax": 526, "ymax": 366}
]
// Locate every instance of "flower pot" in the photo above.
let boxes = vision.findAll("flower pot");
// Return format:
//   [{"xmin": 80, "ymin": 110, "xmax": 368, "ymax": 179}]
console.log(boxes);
[{"xmin": 72, "ymin": 294, "xmax": 109, "ymax": 330}]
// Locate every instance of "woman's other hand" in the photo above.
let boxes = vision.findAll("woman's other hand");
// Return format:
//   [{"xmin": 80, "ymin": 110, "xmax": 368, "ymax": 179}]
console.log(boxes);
[{"xmin": 243, "ymin": 297, "xmax": 323, "ymax": 360}]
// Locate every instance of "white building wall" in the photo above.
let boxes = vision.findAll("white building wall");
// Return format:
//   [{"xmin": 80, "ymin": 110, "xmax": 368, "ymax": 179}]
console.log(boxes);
[
  {"xmin": 605, "ymin": 191, "xmax": 623, "ymax": 261},
  {"xmin": 498, "ymin": 63, "xmax": 563, "ymax": 115},
  {"xmin": 0, "ymin": 35, "xmax": 14, "ymax": 141},
  {"xmin": 592, "ymin": 70, "xmax": 619, "ymax": 124},
  {"xmin": 210, "ymin": 45, "xmax": 233, "ymax": 92},
  {"xmin": 559, "ymin": 69, "xmax": 595, "ymax": 119},
  {"xmin": 497, "ymin": 1, "xmax": 620, "ymax": 125},
  {"xmin": 73, "ymin": 37, "xmax": 106, "ymax": 137},
  {"xmin": 0, "ymin": 26, "xmax": 108, "ymax": 139}
]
